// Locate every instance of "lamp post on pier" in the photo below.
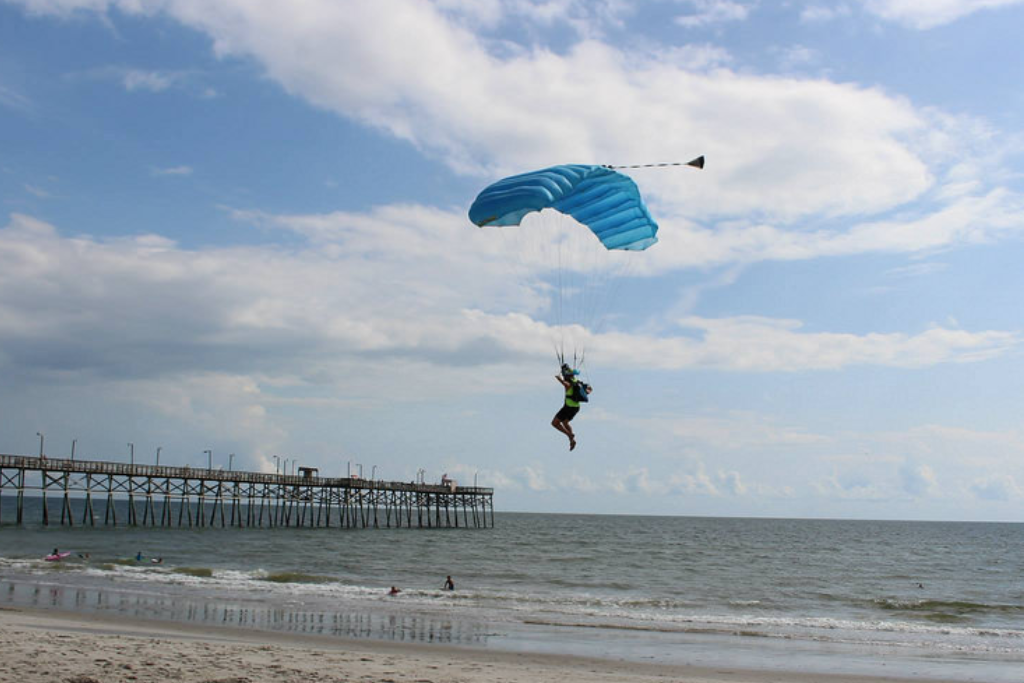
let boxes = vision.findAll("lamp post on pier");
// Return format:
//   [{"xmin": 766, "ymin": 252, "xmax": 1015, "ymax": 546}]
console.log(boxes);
[
  {"xmin": 36, "ymin": 432, "xmax": 44, "ymax": 459},
  {"xmin": 371, "ymin": 465, "xmax": 377, "ymax": 481},
  {"xmin": 128, "ymin": 442, "xmax": 134, "ymax": 466},
  {"xmin": 156, "ymin": 447, "xmax": 162, "ymax": 466},
  {"xmin": 229, "ymin": 453, "xmax": 235, "ymax": 470},
  {"xmin": 203, "ymin": 449, "xmax": 212, "ymax": 470},
  {"xmin": 71, "ymin": 439, "xmax": 77, "ymax": 461},
  {"xmin": 283, "ymin": 458, "xmax": 290, "ymax": 477}
]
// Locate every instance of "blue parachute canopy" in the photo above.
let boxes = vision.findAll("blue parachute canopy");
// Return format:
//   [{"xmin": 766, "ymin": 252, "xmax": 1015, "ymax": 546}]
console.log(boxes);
[{"xmin": 469, "ymin": 165, "xmax": 658, "ymax": 251}]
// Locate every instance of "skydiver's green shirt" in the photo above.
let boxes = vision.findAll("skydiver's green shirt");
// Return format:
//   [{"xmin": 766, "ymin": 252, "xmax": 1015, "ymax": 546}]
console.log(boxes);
[{"xmin": 564, "ymin": 383, "xmax": 580, "ymax": 408}]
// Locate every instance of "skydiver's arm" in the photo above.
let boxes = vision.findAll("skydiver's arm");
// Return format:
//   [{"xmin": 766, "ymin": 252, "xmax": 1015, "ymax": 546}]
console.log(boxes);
[{"xmin": 555, "ymin": 375, "xmax": 571, "ymax": 390}]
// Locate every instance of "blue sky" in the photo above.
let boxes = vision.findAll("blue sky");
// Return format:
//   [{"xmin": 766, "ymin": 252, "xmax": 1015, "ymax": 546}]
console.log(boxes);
[{"xmin": 3, "ymin": 0, "xmax": 1024, "ymax": 521}]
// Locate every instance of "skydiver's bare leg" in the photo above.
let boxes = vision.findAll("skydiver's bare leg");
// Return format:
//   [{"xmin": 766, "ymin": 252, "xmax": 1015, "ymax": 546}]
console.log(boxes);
[
  {"xmin": 551, "ymin": 416, "xmax": 570, "ymax": 436},
  {"xmin": 552, "ymin": 416, "xmax": 576, "ymax": 450}
]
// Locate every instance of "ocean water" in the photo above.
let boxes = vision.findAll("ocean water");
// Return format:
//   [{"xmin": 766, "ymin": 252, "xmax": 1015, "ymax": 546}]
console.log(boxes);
[{"xmin": 1, "ymin": 507, "xmax": 1022, "ymax": 681}]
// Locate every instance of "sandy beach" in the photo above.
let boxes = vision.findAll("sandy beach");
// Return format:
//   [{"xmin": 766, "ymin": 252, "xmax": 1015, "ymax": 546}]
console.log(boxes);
[{"xmin": 0, "ymin": 605, "xmax": 970, "ymax": 683}]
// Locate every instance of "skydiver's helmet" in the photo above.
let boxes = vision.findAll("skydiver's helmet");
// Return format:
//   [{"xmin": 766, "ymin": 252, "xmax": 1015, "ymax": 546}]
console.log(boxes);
[{"xmin": 560, "ymin": 363, "xmax": 574, "ymax": 379}]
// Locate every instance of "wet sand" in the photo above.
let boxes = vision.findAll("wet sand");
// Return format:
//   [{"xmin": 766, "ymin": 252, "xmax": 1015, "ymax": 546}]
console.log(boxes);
[{"xmin": 0, "ymin": 605, "xmax": 968, "ymax": 683}]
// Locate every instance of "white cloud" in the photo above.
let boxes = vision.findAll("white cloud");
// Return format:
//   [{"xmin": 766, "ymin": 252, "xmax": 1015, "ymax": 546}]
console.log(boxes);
[
  {"xmin": 522, "ymin": 465, "xmax": 551, "ymax": 491},
  {"xmin": 860, "ymin": 0, "xmax": 1024, "ymax": 29},
  {"xmin": 654, "ymin": 44, "xmax": 734, "ymax": 71},
  {"xmin": 481, "ymin": 469, "xmax": 522, "ymax": 491},
  {"xmin": 675, "ymin": 0, "xmax": 753, "ymax": 28},
  {"xmin": 812, "ymin": 471, "xmax": 888, "ymax": 500},
  {"xmin": 494, "ymin": 419, "xmax": 1024, "ymax": 508},
  {"xmin": 772, "ymin": 44, "xmax": 819, "ymax": 71},
  {"xmin": 667, "ymin": 462, "xmax": 723, "ymax": 495},
  {"xmin": 122, "ymin": 68, "xmax": 177, "ymax": 92},
  {"xmin": 607, "ymin": 466, "xmax": 653, "ymax": 494},
  {"xmin": 433, "ymin": 0, "xmax": 504, "ymax": 25},
  {"xmin": 969, "ymin": 474, "xmax": 1022, "ymax": 501},
  {"xmin": 717, "ymin": 469, "xmax": 747, "ymax": 495},
  {"xmin": 899, "ymin": 460, "xmax": 937, "ymax": 497},
  {"xmin": 898, "ymin": 424, "xmax": 1024, "ymax": 450},
  {"xmin": 74, "ymin": 65, "xmax": 215, "ymax": 97},
  {"xmin": 858, "ymin": 425, "xmax": 1024, "ymax": 483},
  {"xmin": 0, "ymin": 209, "xmax": 549, "ymax": 413},
  {"xmin": 114, "ymin": 372, "xmax": 288, "ymax": 468},
  {"xmin": 579, "ymin": 461, "xmax": 783, "ymax": 500},
  {"xmin": 646, "ymin": 187, "xmax": 1024, "ymax": 271},
  {"xmin": 883, "ymin": 262, "xmax": 947, "ymax": 279},
  {"xmin": 614, "ymin": 411, "xmax": 829, "ymax": 450},
  {"xmin": 151, "ymin": 165, "xmax": 194, "ymax": 176},
  {"xmin": 800, "ymin": 425, "xmax": 1024, "ymax": 509},
  {"xmin": 13, "ymin": 0, "xmax": 113, "ymax": 16},
  {"xmin": 513, "ymin": 0, "xmax": 637, "ymax": 38},
  {"xmin": 3, "ymin": 203, "xmax": 1019, "ymax": 511},
  {"xmin": 11, "ymin": 0, "xmax": 1000, "ymax": 226},
  {"xmin": 800, "ymin": 4, "xmax": 853, "ymax": 22},
  {"xmin": 486, "ymin": 461, "xmax": 752, "ymax": 499},
  {"xmin": 565, "ymin": 469, "xmax": 601, "ymax": 493},
  {"xmin": 23, "ymin": 184, "xmax": 51, "ymax": 198},
  {"xmin": 6, "ymin": 208, "xmax": 1017, "ymax": 499},
  {"xmin": 0, "ymin": 83, "xmax": 33, "ymax": 112},
  {"xmin": 1, "ymin": 211, "xmax": 1015, "ymax": 397},
  {"xmin": 594, "ymin": 316, "xmax": 1018, "ymax": 371}
]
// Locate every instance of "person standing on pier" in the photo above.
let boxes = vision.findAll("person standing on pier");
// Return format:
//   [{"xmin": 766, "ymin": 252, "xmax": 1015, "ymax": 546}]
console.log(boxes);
[{"xmin": 552, "ymin": 364, "xmax": 591, "ymax": 451}]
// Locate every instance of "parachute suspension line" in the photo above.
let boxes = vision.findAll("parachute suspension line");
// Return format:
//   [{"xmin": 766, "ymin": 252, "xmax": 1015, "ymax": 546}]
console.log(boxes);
[
  {"xmin": 603, "ymin": 155, "xmax": 705, "ymax": 170},
  {"xmin": 556, "ymin": 213, "xmax": 566, "ymax": 368},
  {"xmin": 469, "ymin": 163, "xmax": 667, "ymax": 375},
  {"xmin": 553, "ymin": 209, "xmax": 628, "ymax": 376}
]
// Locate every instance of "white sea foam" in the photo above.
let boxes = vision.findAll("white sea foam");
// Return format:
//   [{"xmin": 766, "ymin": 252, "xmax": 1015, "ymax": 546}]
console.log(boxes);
[{"xmin": 9, "ymin": 555, "xmax": 1020, "ymax": 657}]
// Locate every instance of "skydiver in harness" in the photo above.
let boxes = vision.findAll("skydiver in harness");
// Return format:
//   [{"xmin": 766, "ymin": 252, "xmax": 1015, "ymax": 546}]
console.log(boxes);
[{"xmin": 552, "ymin": 363, "xmax": 592, "ymax": 451}]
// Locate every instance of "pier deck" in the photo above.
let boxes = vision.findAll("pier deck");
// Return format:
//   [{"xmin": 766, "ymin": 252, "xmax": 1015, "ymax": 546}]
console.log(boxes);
[{"xmin": 0, "ymin": 454, "xmax": 493, "ymax": 529}]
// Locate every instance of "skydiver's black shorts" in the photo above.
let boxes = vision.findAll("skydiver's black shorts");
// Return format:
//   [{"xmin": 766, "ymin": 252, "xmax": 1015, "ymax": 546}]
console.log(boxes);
[{"xmin": 555, "ymin": 405, "xmax": 580, "ymax": 422}]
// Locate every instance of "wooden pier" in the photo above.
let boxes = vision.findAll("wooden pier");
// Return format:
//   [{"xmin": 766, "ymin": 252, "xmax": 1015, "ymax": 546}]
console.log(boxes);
[{"xmin": 0, "ymin": 454, "xmax": 494, "ymax": 529}]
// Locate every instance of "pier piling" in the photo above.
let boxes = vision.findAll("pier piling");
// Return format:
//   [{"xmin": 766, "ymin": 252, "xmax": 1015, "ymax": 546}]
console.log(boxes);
[{"xmin": 0, "ymin": 454, "xmax": 494, "ymax": 529}]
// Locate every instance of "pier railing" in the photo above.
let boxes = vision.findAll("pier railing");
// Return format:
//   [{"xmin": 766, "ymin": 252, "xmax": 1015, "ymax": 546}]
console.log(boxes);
[{"xmin": 0, "ymin": 453, "xmax": 494, "ymax": 529}]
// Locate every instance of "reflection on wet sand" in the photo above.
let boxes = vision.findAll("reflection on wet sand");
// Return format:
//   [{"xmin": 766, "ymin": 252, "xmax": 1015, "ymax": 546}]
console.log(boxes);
[{"xmin": 1, "ymin": 580, "xmax": 490, "ymax": 645}]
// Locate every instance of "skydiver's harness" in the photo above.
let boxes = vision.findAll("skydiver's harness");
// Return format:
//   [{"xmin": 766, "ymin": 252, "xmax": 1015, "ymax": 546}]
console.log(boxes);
[{"xmin": 564, "ymin": 378, "xmax": 590, "ymax": 407}]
